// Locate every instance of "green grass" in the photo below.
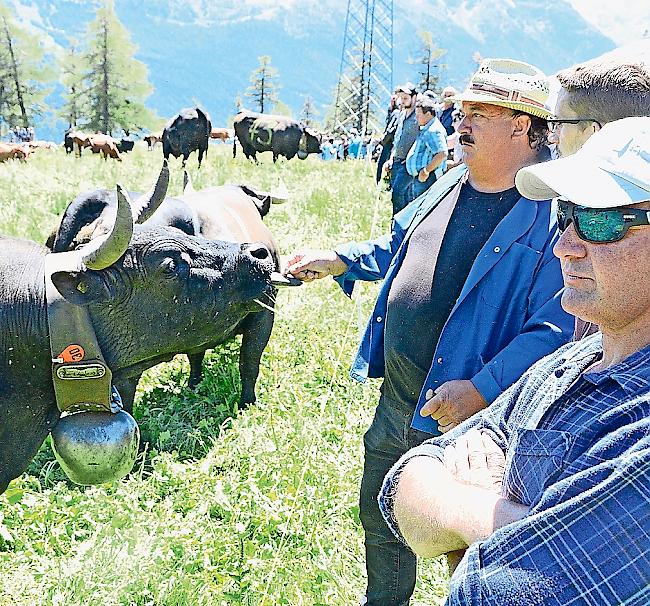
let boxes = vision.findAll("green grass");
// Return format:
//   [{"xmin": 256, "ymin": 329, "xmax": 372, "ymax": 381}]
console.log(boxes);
[{"xmin": 0, "ymin": 144, "xmax": 449, "ymax": 605}]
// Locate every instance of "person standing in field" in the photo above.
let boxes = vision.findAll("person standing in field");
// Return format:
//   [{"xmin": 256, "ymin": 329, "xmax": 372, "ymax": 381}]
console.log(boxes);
[
  {"xmin": 548, "ymin": 55, "xmax": 650, "ymax": 339},
  {"xmin": 284, "ymin": 59, "xmax": 573, "ymax": 606},
  {"xmin": 380, "ymin": 117, "xmax": 650, "ymax": 606},
  {"xmin": 385, "ymin": 83, "xmax": 420, "ymax": 215},
  {"xmin": 437, "ymin": 86, "xmax": 458, "ymax": 137},
  {"xmin": 404, "ymin": 92, "xmax": 448, "ymax": 202}
]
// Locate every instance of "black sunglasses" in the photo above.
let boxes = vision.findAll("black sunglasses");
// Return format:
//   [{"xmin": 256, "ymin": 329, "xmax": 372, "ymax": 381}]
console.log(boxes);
[
  {"xmin": 557, "ymin": 198, "xmax": 650, "ymax": 243},
  {"xmin": 547, "ymin": 118, "xmax": 602, "ymax": 133}
]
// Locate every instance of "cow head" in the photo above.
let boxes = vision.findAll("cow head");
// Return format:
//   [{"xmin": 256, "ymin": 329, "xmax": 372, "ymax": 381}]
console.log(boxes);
[
  {"xmin": 49, "ymin": 168, "xmax": 276, "ymax": 379},
  {"xmin": 298, "ymin": 128, "xmax": 322, "ymax": 159}
]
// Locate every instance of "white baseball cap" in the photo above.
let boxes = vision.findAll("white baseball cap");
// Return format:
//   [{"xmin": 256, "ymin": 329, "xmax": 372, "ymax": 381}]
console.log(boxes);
[{"xmin": 516, "ymin": 117, "xmax": 650, "ymax": 208}]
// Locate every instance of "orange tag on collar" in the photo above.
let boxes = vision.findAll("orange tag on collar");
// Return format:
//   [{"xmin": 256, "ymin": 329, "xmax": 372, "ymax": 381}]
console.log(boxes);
[{"xmin": 58, "ymin": 344, "xmax": 85, "ymax": 363}]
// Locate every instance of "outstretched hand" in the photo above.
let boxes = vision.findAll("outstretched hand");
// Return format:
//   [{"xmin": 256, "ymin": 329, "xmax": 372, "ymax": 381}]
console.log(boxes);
[{"xmin": 283, "ymin": 249, "xmax": 348, "ymax": 282}]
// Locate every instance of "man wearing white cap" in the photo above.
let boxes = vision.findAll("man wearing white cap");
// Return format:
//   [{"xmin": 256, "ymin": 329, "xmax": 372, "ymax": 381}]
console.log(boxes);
[
  {"xmin": 380, "ymin": 117, "xmax": 650, "ymax": 605},
  {"xmin": 285, "ymin": 59, "xmax": 574, "ymax": 606}
]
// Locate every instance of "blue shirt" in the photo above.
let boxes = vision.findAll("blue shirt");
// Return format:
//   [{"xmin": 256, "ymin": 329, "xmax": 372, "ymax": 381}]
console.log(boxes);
[
  {"xmin": 333, "ymin": 165, "xmax": 573, "ymax": 434},
  {"xmin": 405, "ymin": 116, "xmax": 447, "ymax": 177},
  {"xmin": 379, "ymin": 334, "xmax": 650, "ymax": 605},
  {"xmin": 320, "ymin": 143, "xmax": 337, "ymax": 161}
]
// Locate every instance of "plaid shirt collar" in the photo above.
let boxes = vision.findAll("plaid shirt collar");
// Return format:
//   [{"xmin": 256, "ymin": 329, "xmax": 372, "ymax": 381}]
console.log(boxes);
[{"xmin": 581, "ymin": 337, "xmax": 650, "ymax": 395}]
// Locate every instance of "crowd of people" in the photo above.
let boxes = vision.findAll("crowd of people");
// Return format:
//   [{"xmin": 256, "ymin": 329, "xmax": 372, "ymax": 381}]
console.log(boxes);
[
  {"xmin": 284, "ymin": 51, "xmax": 650, "ymax": 606},
  {"xmin": 7, "ymin": 125, "xmax": 35, "ymax": 143}
]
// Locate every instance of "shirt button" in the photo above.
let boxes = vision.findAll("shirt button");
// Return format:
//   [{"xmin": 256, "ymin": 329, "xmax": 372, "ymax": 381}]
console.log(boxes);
[
  {"xmin": 494, "ymin": 246, "xmax": 501, "ymax": 253},
  {"xmin": 376, "ymin": 316, "xmax": 383, "ymax": 323},
  {"xmin": 437, "ymin": 357, "xmax": 443, "ymax": 364}
]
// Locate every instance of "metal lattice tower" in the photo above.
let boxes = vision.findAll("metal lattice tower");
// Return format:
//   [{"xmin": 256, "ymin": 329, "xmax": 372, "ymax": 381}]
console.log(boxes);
[{"xmin": 333, "ymin": 0, "xmax": 393, "ymax": 136}]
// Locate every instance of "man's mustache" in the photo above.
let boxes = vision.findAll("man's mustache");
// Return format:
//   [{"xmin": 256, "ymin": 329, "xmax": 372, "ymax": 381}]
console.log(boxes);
[{"xmin": 459, "ymin": 134, "xmax": 474, "ymax": 145}]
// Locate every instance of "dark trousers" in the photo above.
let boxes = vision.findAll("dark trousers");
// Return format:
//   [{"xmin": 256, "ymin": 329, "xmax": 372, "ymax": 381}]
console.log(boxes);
[
  {"xmin": 406, "ymin": 171, "xmax": 437, "ymax": 203},
  {"xmin": 360, "ymin": 394, "xmax": 431, "ymax": 606},
  {"xmin": 390, "ymin": 161, "xmax": 411, "ymax": 216},
  {"xmin": 376, "ymin": 143, "xmax": 392, "ymax": 183}
]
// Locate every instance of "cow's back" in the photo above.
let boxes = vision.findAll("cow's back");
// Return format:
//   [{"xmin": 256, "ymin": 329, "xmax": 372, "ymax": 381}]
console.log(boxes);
[{"xmin": 182, "ymin": 186, "xmax": 279, "ymax": 266}]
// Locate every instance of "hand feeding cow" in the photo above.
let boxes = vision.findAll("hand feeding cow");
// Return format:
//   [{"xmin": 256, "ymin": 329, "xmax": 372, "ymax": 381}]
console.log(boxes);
[
  {"xmin": 1, "ymin": 164, "xmax": 296, "ymax": 495},
  {"xmin": 233, "ymin": 110, "xmax": 322, "ymax": 163}
]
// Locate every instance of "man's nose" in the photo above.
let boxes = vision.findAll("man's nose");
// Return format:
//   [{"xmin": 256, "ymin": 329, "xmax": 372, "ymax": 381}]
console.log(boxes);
[{"xmin": 553, "ymin": 222, "xmax": 587, "ymax": 260}]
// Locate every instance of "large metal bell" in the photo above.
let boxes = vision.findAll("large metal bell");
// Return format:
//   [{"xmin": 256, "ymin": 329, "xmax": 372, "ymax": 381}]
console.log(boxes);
[{"xmin": 51, "ymin": 410, "xmax": 140, "ymax": 486}]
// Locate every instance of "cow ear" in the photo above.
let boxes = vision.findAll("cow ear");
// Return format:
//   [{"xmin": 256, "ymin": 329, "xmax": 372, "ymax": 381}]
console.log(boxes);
[{"xmin": 50, "ymin": 270, "xmax": 111, "ymax": 306}]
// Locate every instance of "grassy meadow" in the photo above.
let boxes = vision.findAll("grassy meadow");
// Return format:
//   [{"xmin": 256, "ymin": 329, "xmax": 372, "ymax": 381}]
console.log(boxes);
[{"xmin": 0, "ymin": 144, "xmax": 449, "ymax": 605}]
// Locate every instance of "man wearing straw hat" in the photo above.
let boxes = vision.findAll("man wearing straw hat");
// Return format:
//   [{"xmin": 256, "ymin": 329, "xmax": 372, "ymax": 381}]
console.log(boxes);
[
  {"xmin": 285, "ymin": 59, "xmax": 573, "ymax": 606},
  {"xmin": 380, "ymin": 116, "xmax": 650, "ymax": 606}
]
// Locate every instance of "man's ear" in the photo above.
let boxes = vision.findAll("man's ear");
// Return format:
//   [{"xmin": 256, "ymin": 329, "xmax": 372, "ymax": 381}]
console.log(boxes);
[
  {"xmin": 512, "ymin": 114, "xmax": 531, "ymax": 139},
  {"xmin": 50, "ymin": 270, "xmax": 111, "ymax": 306}
]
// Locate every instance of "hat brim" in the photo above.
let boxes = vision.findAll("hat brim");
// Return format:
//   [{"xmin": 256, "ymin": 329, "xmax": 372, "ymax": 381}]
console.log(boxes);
[
  {"xmin": 450, "ymin": 91, "xmax": 552, "ymax": 119},
  {"xmin": 516, "ymin": 156, "xmax": 650, "ymax": 208}
]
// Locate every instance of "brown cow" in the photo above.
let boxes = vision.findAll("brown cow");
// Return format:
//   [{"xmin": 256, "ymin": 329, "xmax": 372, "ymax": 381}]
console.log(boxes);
[
  {"xmin": 69, "ymin": 130, "xmax": 91, "ymax": 156},
  {"xmin": 0, "ymin": 143, "xmax": 28, "ymax": 162},
  {"xmin": 144, "ymin": 132, "xmax": 162, "ymax": 150},
  {"xmin": 210, "ymin": 127, "xmax": 233, "ymax": 141},
  {"xmin": 27, "ymin": 140, "xmax": 57, "ymax": 151},
  {"xmin": 88, "ymin": 134, "xmax": 122, "ymax": 161}
]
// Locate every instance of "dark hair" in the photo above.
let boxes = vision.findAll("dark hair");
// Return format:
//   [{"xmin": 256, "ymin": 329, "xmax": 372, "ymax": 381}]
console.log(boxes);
[
  {"xmin": 415, "ymin": 97, "xmax": 436, "ymax": 115},
  {"xmin": 511, "ymin": 110, "xmax": 548, "ymax": 151},
  {"xmin": 556, "ymin": 60, "xmax": 650, "ymax": 124}
]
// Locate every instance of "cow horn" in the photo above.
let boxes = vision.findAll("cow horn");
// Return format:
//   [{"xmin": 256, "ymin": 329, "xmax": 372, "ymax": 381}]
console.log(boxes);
[
  {"xmin": 131, "ymin": 160, "xmax": 170, "ymax": 224},
  {"xmin": 183, "ymin": 170, "xmax": 195, "ymax": 194},
  {"xmin": 79, "ymin": 184, "xmax": 134, "ymax": 270}
]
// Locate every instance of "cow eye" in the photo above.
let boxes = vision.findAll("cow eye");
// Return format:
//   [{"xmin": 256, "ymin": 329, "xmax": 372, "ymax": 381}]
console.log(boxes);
[{"xmin": 160, "ymin": 257, "xmax": 177, "ymax": 275}]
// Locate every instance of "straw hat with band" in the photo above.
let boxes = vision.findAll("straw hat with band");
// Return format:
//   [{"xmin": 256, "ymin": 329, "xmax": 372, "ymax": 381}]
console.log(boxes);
[{"xmin": 451, "ymin": 58, "xmax": 552, "ymax": 119}]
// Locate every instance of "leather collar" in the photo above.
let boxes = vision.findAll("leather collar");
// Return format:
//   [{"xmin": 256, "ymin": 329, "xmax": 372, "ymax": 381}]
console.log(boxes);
[{"xmin": 44, "ymin": 253, "xmax": 113, "ymax": 413}]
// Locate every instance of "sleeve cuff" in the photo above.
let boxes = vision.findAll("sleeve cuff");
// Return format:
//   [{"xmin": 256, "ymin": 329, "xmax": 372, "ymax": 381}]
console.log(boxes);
[{"xmin": 471, "ymin": 365, "xmax": 503, "ymax": 405}]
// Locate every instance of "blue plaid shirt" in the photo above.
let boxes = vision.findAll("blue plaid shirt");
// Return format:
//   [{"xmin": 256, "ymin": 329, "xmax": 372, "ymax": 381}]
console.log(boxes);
[
  {"xmin": 405, "ymin": 116, "xmax": 448, "ymax": 177},
  {"xmin": 380, "ymin": 334, "xmax": 650, "ymax": 605}
]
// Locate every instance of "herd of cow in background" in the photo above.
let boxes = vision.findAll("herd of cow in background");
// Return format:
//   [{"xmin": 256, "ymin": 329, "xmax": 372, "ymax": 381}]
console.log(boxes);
[{"xmin": 0, "ymin": 105, "xmax": 325, "ymax": 167}]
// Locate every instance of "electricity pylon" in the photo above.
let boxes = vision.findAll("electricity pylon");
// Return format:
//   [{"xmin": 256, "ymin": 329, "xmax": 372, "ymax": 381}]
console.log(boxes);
[{"xmin": 333, "ymin": 0, "xmax": 393, "ymax": 135}]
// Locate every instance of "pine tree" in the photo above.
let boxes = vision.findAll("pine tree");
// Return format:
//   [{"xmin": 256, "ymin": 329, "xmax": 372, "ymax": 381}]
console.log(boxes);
[
  {"xmin": 59, "ymin": 40, "xmax": 86, "ymax": 128},
  {"xmin": 78, "ymin": 0, "xmax": 157, "ymax": 134},
  {"xmin": 0, "ymin": 3, "xmax": 53, "ymax": 129},
  {"xmin": 245, "ymin": 55, "xmax": 279, "ymax": 114},
  {"xmin": 409, "ymin": 31, "xmax": 446, "ymax": 94},
  {"xmin": 300, "ymin": 95, "xmax": 318, "ymax": 127}
]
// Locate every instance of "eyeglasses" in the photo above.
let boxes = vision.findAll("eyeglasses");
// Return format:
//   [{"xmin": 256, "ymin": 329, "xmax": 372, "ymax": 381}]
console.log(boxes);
[
  {"xmin": 557, "ymin": 198, "xmax": 650, "ymax": 243},
  {"xmin": 547, "ymin": 118, "xmax": 602, "ymax": 134}
]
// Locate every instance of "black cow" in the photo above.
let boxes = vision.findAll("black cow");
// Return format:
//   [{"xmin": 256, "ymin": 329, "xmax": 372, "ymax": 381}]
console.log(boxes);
[
  {"xmin": 46, "ymin": 173, "xmax": 291, "ymax": 410},
  {"xmin": 116, "ymin": 138, "xmax": 135, "ymax": 154},
  {"xmin": 233, "ymin": 110, "xmax": 321, "ymax": 162},
  {"xmin": 162, "ymin": 107, "xmax": 211, "ymax": 168},
  {"xmin": 0, "ymin": 164, "xmax": 285, "ymax": 495},
  {"xmin": 64, "ymin": 128, "xmax": 74, "ymax": 154}
]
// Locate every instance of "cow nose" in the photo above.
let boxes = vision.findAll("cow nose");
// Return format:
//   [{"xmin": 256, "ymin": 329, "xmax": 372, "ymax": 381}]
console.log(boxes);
[{"xmin": 243, "ymin": 242, "xmax": 271, "ymax": 261}]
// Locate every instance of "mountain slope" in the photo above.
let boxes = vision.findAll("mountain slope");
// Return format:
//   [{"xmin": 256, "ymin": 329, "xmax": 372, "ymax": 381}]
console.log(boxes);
[{"xmin": 11, "ymin": 0, "xmax": 618, "ymax": 139}]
